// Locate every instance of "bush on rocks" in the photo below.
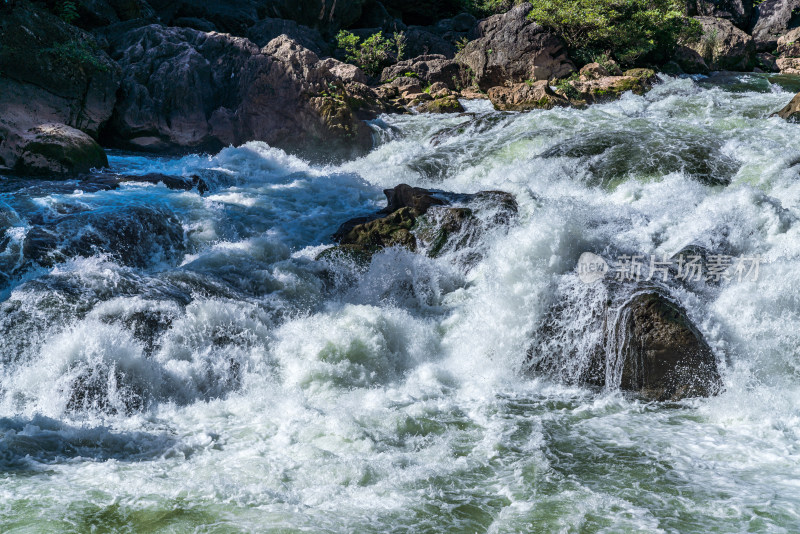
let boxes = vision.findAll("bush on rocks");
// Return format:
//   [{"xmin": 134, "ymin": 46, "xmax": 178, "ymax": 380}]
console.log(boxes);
[{"xmin": 527, "ymin": 0, "xmax": 702, "ymax": 66}]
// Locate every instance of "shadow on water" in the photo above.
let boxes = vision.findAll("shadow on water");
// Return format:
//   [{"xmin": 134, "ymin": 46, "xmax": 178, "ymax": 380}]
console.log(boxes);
[{"xmin": 0, "ymin": 415, "xmax": 181, "ymax": 473}]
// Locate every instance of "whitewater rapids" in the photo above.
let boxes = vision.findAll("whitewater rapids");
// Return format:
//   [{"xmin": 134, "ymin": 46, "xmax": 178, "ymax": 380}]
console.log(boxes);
[{"xmin": 2, "ymin": 74, "xmax": 800, "ymax": 532}]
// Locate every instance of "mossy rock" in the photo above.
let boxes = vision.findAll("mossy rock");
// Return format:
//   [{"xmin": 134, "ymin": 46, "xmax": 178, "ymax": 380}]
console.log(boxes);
[
  {"xmin": 14, "ymin": 123, "xmax": 108, "ymax": 176},
  {"xmin": 414, "ymin": 95, "xmax": 465, "ymax": 114},
  {"xmin": 623, "ymin": 68, "xmax": 657, "ymax": 81},
  {"xmin": 337, "ymin": 207, "xmax": 418, "ymax": 251}
]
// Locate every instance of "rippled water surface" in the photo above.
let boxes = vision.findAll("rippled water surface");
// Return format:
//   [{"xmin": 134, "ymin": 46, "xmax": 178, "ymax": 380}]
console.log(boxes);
[{"xmin": 2, "ymin": 75, "xmax": 800, "ymax": 532}]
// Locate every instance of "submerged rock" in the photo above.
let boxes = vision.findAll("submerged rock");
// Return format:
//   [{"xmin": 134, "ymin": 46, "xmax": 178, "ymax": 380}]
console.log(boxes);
[
  {"xmin": 83, "ymin": 172, "xmax": 210, "ymax": 194},
  {"xmin": 455, "ymin": 3, "xmax": 575, "ymax": 91}
]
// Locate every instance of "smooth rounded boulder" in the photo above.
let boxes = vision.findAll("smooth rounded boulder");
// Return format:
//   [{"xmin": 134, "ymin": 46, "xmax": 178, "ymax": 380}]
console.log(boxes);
[{"xmin": 8, "ymin": 124, "xmax": 108, "ymax": 177}]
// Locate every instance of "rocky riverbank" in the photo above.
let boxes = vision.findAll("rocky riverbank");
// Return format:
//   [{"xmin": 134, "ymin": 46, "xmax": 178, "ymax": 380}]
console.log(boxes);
[{"xmin": 3, "ymin": 0, "xmax": 800, "ymax": 176}]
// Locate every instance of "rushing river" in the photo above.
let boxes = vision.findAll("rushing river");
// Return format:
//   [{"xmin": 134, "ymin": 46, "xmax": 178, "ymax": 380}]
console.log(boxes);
[{"xmin": 2, "ymin": 74, "xmax": 800, "ymax": 532}]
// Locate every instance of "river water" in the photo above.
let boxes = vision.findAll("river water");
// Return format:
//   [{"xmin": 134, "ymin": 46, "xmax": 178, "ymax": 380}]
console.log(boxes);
[{"xmin": 2, "ymin": 75, "xmax": 800, "ymax": 532}]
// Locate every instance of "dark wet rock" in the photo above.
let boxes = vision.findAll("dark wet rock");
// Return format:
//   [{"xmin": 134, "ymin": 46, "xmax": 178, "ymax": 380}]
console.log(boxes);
[
  {"xmin": 325, "ymin": 184, "xmax": 517, "ymax": 261},
  {"xmin": 686, "ymin": 0, "xmax": 754, "ymax": 30},
  {"xmin": 65, "ymin": 363, "xmax": 151, "ymax": 415},
  {"xmin": 246, "ymin": 17, "xmax": 328, "ymax": 54},
  {"xmin": 488, "ymin": 81, "xmax": 570, "ymax": 111},
  {"xmin": 381, "ymin": 184, "xmax": 447, "ymax": 213},
  {"xmin": 613, "ymin": 291, "xmax": 722, "ymax": 400},
  {"xmin": 22, "ymin": 205, "xmax": 186, "ymax": 269},
  {"xmin": 381, "ymin": 55, "xmax": 470, "ymax": 90},
  {"xmin": 673, "ymin": 45, "xmax": 711, "ymax": 74},
  {"xmin": 7, "ymin": 124, "xmax": 108, "ymax": 177},
  {"xmin": 539, "ymin": 130, "xmax": 737, "ymax": 186},
  {"xmin": 775, "ymin": 90, "xmax": 800, "ymax": 120},
  {"xmin": 83, "ymin": 172, "xmax": 209, "ymax": 194},
  {"xmin": 757, "ymin": 51, "xmax": 781, "ymax": 71},
  {"xmin": 529, "ymin": 285, "xmax": 721, "ymax": 401},
  {"xmin": 455, "ymin": 3, "xmax": 575, "ymax": 91},
  {"xmin": 750, "ymin": 0, "xmax": 800, "ymax": 51},
  {"xmin": 685, "ymin": 16, "xmax": 756, "ymax": 71},
  {"xmin": 105, "ymin": 29, "xmax": 389, "ymax": 160},
  {"xmin": 0, "ymin": 3, "xmax": 120, "ymax": 175}
]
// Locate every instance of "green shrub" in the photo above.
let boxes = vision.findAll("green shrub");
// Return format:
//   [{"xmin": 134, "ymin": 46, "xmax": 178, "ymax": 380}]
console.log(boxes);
[
  {"xmin": 335, "ymin": 30, "xmax": 406, "ymax": 78},
  {"xmin": 527, "ymin": 0, "xmax": 701, "ymax": 66},
  {"xmin": 46, "ymin": 40, "xmax": 107, "ymax": 72},
  {"xmin": 56, "ymin": 0, "xmax": 78, "ymax": 23},
  {"xmin": 462, "ymin": 0, "xmax": 523, "ymax": 17}
]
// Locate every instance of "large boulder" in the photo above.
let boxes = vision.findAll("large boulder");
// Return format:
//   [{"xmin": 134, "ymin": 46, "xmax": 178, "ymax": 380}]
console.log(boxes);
[
  {"xmin": 403, "ymin": 26, "xmax": 458, "ymax": 59},
  {"xmin": 454, "ymin": 3, "xmax": 575, "ymax": 91},
  {"xmin": 0, "ymin": 4, "xmax": 119, "ymax": 175},
  {"xmin": 686, "ymin": 0, "xmax": 754, "ymax": 30},
  {"xmin": 488, "ymin": 81, "xmax": 569, "ymax": 111},
  {"xmin": 104, "ymin": 27, "xmax": 390, "ymax": 160},
  {"xmin": 685, "ymin": 16, "xmax": 756, "ymax": 71},
  {"xmin": 324, "ymin": 184, "xmax": 517, "ymax": 261},
  {"xmin": 750, "ymin": 0, "xmax": 800, "ymax": 51},
  {"xmin": 673, "ymin": 45, "xmax": 711, "ymax": 74},
  {"xmin": 529, "ymin": 287, "xmax": 721, "ymax": 401},
  {"xmin": 5, "ymin": 123, "xmax": 108, "ymax": 176},
  {"xmin": 775, "ymin": 91, "xmax": 800, "ymax": 120},
  {"xmin": 776, "ymin": 27, "xmax": 800, "ymax": 73},
  {"xmin": 380, "ymin": 54, "xmax": 469, "ymax": 90},
  {"xmin": 613, "ymin": 291, "xmax": 721, "ymax": 400}
]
